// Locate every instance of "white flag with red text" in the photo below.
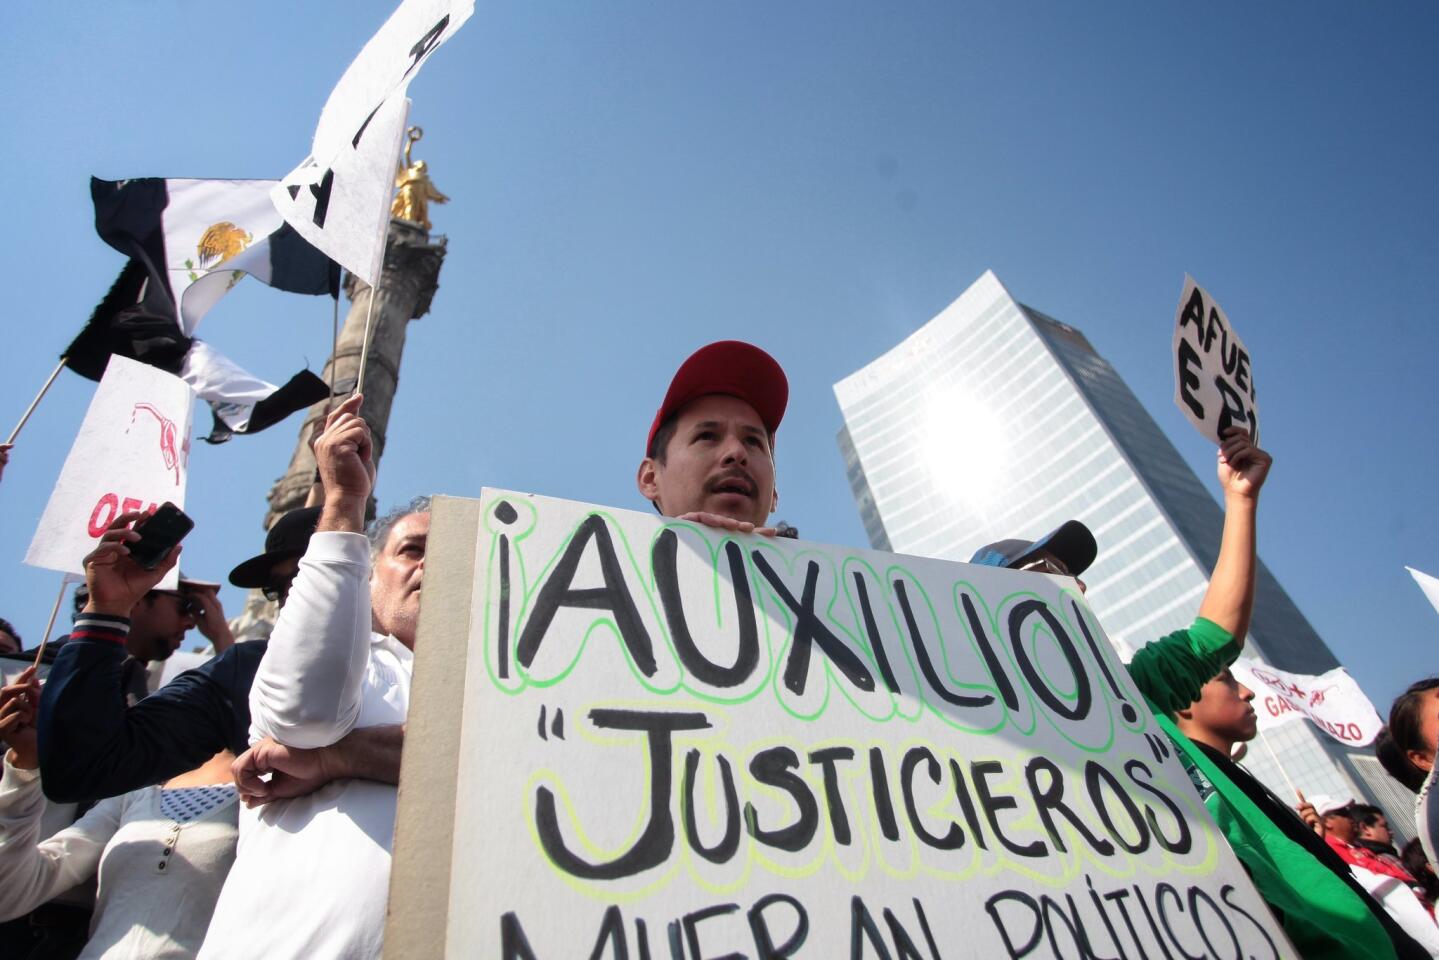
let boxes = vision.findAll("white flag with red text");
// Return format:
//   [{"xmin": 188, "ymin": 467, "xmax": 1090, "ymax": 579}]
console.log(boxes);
[
  {"xmin": 25, "ymin": 357, "xmax": 192, "ymax": 590},
  {"xmin": 1231, "ymin": 657, "xmax": 1383, "ymax": 747}
]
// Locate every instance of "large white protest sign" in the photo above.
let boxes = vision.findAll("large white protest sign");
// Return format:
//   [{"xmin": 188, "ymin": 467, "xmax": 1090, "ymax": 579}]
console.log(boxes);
[
  {"xmin": 1231, "ymin": 658, "xmax": 1383, "ymax": 748},
  {"xmin": 273, "ymin": 0, "xmax": 471, "ymax": 284},
  {"xmin": 1173, "ymin": 276, "xmax": 1259, "ymax": 445},
  {"xmin": 25, "ymin": 357, "xmax": 192, "ymax": 591},
  {"xmin": 389, "ymin": 492, "xmax": 1291, "ymax": 959}
]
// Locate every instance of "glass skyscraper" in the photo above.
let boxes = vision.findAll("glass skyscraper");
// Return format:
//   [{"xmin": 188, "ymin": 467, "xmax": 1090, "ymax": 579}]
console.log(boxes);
[{"xmin": 834, "ymin": 270, "xmax": 1398, "ymax": 826}]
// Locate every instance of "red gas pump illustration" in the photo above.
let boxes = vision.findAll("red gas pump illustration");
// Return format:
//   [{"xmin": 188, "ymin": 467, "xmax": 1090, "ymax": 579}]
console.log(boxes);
[{"xmin": 128, "ymin": 402, "xmax": 187, "ymax": 486}]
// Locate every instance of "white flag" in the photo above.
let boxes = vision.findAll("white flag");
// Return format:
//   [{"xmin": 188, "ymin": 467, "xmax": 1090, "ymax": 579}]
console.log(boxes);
[
  {"xmin": 25, "ymin": 357, "xmax": 193, "ymax": 590},
  {"xmin": 273, "ymin": 0, "xmax": 473, "ymax": 285},
  {"xmin": 1408, "ymin": 567, "xmax": 1439, "ymax": 620},
  {"xmin": 1231, "ymin": 657, "xmax": 1384, "ymax": 747},
  {"xmin": 273, "ymin": 95, "xmax": 410, "ymax": 286}
]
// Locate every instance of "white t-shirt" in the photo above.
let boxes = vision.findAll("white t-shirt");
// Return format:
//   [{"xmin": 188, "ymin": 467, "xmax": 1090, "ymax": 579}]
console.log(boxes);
[{"xmin": 198, "ymin": 533, "xmax": 412, "ymax": 960}]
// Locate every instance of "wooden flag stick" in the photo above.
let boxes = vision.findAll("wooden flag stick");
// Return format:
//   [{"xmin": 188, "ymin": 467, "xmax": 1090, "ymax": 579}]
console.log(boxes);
[
  {"xmin": 326, "ymin": 293, "xmax": 341, "ymax": 415},
  {"xmin": 1256, "ymin": 727, "xmax": 1299, "ymax": 797},
  {"xmin": 31, "ymin": 576, "xmax": 71, "ymax": 669},
  {"xmin": 354, "ymin": 264, "xmax": 386, "ymax": 397},
  {"xmin": 7, "ymin": 358, "xmax": 67, "ymax": 445}
]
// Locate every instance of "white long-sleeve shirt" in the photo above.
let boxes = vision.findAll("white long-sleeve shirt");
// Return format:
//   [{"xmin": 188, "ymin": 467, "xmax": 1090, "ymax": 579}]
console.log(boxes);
[
  {"xmin": 0, "ymin": 760, "xmax": 237, "ymax": 959},
  {"xmin": 198, "ymin": 532, "xmax": 412, "ymax": 960}
]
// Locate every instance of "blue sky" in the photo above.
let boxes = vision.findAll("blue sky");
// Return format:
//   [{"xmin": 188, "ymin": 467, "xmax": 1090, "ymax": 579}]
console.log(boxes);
[{"xmin": 0, "ymin": 2, "xmax": 1435, "ymax": 711}]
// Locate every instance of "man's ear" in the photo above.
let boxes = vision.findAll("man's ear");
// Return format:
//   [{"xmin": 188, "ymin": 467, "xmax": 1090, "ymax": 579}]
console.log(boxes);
[
  {"xmin": 770, "ymin": 485, "xmax": 779, "ymax": 514},
  {"xmin": 1409, "ymin": 748, "xmax": 1435, "ymax": 774},
  {"xmin": 636, "ymin": 458, "xmax": 661, "ymax": 507},
  {"xmin": 1174, "ymin": 706, "xmax": 1195, "ymax": 723}
]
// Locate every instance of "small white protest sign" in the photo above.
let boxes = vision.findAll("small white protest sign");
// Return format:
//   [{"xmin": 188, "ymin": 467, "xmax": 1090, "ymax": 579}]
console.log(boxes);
[
  {"xmin": 273, "ymin": 95, "xmax": 409, "ymax": 286},
  {"xmin": 1173, "ymin": 276, "xmax": 1260, "ymax": 444},
  {"xmin": 396, "ymin": 490, "xmax": 1292, "ymax": 958},
  {"xmin": 1231, "ymin": 658, "xmax": 1384, "ymax": 747},
  {"xmin": 25, "ymin": 357, "xmax": 193, "ymax": 591}
]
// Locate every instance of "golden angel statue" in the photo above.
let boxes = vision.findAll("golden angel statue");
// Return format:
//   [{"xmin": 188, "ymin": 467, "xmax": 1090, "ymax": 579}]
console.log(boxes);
[{"xmin": 391, "ymin": 126, "xmax": 449, "ymax": 230}]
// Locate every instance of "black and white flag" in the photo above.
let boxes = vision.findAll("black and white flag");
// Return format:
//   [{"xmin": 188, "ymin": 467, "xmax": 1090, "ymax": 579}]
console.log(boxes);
[
  {"xmin": 91, "ymin": 176, "xmax": 339, "ymax": 334},
  {"xmin": 78, "ymin": 177, "xmax": 336, "ymax": 440}
]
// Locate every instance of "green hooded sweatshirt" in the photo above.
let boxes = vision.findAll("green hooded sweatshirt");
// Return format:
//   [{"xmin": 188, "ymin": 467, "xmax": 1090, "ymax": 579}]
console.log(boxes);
[{"xmin": 1127, "ymin": 617, "xmax": 1395, "ymax": 960}]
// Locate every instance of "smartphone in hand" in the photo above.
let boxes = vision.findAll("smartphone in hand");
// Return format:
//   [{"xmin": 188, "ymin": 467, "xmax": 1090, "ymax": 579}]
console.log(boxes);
[{"xmin": 129, "ymin": 502, "xmax": 194, "ymax": 570}]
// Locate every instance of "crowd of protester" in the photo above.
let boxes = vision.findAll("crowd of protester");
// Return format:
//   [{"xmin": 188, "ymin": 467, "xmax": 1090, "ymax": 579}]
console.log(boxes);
[{"xmin": 0, "ymin": 340, "xmax": 1435, "ymax": 958}]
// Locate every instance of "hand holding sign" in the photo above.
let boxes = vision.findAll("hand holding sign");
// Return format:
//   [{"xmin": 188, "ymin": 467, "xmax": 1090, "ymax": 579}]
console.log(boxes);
[
  {"xmin": 1216, "ymin": 427, "xmax": 1271, "ymax": 501},
  {"xmin": 674, "ymin": 511, "xmax": 778, "ymax": 537},
  {"xmin": 0, "ymin": 666, "xmax": 40, "ymax": 770},
  {"xmin": 1173, "ymin": 276, "xmax": 1260, "ymax": 445},
  {"xmin": 82, "ymin": 510, "xmax": 183, "ymax": 617},
  {"xmin": 1295, "ymin": 790, "xmax": 1325, "ymax": 837}
]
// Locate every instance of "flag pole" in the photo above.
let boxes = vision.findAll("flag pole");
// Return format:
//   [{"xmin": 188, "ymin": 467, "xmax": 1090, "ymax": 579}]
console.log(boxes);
[
  {"xmin": 31, "ymin": 576, "xmax": 71, "ymax": 669},
  {"xmin": 7, "ymin": 358, "xmax": 67, "ymax": 445},
  {"xmin": 326, "ymin": 292, "xmax": 340, "ymax": 413},
  {"xmin": 1256, "ymin": 727, "xmax": 1299, "ymax": 797},
  {"xmin": 354, "ymin": 263, "xmax": 385, "ymax": 397}
]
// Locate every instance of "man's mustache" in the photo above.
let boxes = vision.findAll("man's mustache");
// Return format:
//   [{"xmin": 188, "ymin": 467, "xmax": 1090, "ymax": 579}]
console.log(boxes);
[{"xmin": 706, "ymin": 469, "xmax": 757, "ymax": 497}]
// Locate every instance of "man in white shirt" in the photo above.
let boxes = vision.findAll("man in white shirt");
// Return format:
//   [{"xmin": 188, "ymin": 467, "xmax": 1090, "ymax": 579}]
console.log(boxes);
[
  {"xmin": 203, "ymin": 341, "xmax": 789, "ymax": 957},
  {"xmin": 198, "ymin": 394, "xmax": 421, "ymax": 960}
]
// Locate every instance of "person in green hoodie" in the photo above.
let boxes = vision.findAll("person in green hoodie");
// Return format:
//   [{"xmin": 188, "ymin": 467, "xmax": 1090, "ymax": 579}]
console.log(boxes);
[{"xmin": 973, "ymin": 426, "xmax": 1427, "ymax": 959}]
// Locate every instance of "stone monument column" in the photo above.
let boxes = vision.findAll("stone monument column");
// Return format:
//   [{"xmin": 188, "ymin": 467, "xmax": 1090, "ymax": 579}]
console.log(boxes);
[
  {"xmin": 263, "ymin": 219, "xmax": 447, "ymax": 528},
  {"xmin": 228, "ymin": 130, "xmax": 449, "ymax": 642}
]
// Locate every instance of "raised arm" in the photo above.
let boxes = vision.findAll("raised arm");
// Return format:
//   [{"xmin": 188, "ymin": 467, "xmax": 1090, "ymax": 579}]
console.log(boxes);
[
  {"xmin": 247, "ymin": 395, "xmax": 375, "ymax": 749},
  {"xmin": 1195, "ymin": 427, "xmax": 1272, "ymax": 646}
]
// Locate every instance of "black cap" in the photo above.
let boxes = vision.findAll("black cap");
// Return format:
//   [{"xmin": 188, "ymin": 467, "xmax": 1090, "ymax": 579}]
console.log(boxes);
[
  {"xmin": 228, "ymin": 506, "xmax": 322, "ymax": 588},
  {"xmin": 969, "ymin": 520, "xmax": 1098, "ymax": 577}
]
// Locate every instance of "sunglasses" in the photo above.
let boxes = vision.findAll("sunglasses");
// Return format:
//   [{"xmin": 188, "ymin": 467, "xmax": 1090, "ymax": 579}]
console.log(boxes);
[
  {"xmin": 151, "ymin": 590, "xmax": 202, "ymax": 617},
  {"xmin": 1018, "ymin": 556, "xmax": 1070, "ymax": 577}
]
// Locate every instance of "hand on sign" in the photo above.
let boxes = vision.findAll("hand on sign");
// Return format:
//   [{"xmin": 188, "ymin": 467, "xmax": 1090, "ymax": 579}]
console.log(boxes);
[
  {"xmin": 186, "ymin": 585, "xmax": 234, "ymax": 652},
  {"xmin": 1216, "ymin": 427, "xmax": 1271, "ymax": 502},
  {"xmin": 232, "ymin": 737, "xmax": 336, "ymax": 808},
  {"xmin": 1296, "ymin": 789, "xmax": 1325, "ymax": 837},
  {"xmin": 315, "ymin": 394, "xmax": 375, "ymax": 534},
  {"xmin": 83, "ymin": 510, "xmax": 182, "ymax": 617},
  {"xmin": 0, "ymin": 667, "xmax": 40, "ymax": 770},
  {"xmin": 675, "ymin": 512, "xmax": 778, "ymax": 538}
]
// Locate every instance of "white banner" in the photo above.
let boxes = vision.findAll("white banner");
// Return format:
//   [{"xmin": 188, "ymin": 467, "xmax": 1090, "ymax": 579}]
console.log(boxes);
[
  {"xmin": 24, "ymin": 357, "xmax": 193, "ymax": 591},
  {"xmin": 1231, "ymin": 657, "xmax": 1383, "ymax": 747},
  {"xmin": 425, "ymin": 490, "xmax": 1290, "ymax": 957},
  {"xmin": 1173, "ymin": 275, "xmax": 1260, "ymax": 445},
  {"xmin": 1408, "ymin": 566, "xmax": 1439, "ymax": 620},
  {"xmin": 307, "ymin": 0, "xmax": 472, "ymax": 167},
  {"xmin": 273, "ymin": 95, "xmax": 409, "ymax": 286},
  {"xmin": 273, "ymin": 0, "xmax": 472, "ymax": 285}
]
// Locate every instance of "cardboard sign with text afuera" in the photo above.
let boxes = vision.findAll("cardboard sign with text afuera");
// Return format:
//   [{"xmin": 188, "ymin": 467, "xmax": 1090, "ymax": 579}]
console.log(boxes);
[
  {"xmin": 25, "ymin": 356, "xmax": 192, "ymax": 591},
  {"xmin": 389, "ymin": 490, "xmax": 1292, "ymax": 959},
  {"xmin": 1173, "ymin": 276, "xmax": 1259, "ymax": 445}
]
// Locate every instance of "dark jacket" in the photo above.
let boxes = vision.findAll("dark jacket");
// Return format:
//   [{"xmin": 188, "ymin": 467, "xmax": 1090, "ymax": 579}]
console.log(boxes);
[{"xmin": 37, "ymin": 636, "xmax": 266, "ymax": 803}]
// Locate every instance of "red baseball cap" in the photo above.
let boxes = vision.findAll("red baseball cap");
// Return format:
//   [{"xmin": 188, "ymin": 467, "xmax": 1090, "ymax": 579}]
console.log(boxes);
[{"xmin": 646, "ymin": 341, "xmax": 789, "ymax": 456}]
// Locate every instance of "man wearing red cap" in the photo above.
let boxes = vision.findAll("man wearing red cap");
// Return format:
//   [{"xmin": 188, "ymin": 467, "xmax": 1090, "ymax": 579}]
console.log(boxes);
[{"xmin": 636, "ymin": 340, "xmax": 788, "ymax": 533}]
